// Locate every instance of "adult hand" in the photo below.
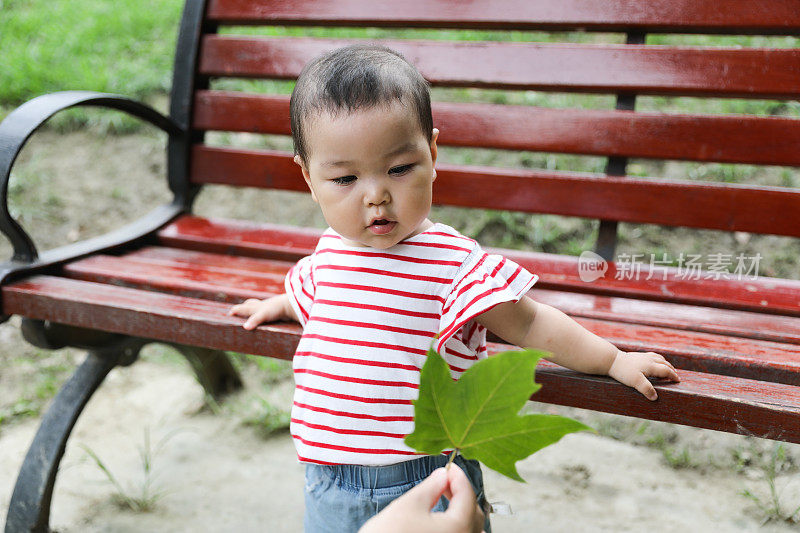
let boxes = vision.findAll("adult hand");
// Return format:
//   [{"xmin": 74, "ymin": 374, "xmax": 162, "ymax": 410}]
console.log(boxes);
[{"xmin": 359, "ymin": 464, "xmax": 485, "ymax": 533}]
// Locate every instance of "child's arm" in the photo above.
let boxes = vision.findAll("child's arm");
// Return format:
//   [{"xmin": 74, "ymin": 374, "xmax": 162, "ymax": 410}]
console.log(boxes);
[
  {"xmin": 228, "ymin": 294, "xmax": 299, "ymax": 330},
  {"xmin": 476, "ymin": 296, "xmax": 680, "ymax": 400}
]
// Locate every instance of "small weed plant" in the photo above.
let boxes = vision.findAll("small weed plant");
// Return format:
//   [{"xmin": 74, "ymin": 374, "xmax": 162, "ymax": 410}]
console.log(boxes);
[
  {"xmin": 80, "ymin": 426, "xmax": 180, "ymax": 512},
  {"xmin": 741, "ymin": 443, "xmax": 800, "ymax": 525}
]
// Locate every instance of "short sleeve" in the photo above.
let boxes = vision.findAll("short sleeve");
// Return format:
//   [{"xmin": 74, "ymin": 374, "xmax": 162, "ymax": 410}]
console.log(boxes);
[
  {"xmin": 284, "ymin": 254, "xmax": 316, "ymax": 327},
  {"xmin": 436, "ymin": 247, "xmax": 537, "ymax": 352}
]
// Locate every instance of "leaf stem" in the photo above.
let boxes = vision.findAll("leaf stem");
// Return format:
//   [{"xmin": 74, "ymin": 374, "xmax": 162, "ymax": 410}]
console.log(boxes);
[{"xmin": 446, "ymin": 448, "xmax": 459, "ymax": 470}]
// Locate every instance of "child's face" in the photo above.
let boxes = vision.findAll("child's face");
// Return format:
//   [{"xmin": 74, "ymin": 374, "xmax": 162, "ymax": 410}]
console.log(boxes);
[{"xmin": 294, "ymin": 102, "xmax": 439, "ymax": 249}]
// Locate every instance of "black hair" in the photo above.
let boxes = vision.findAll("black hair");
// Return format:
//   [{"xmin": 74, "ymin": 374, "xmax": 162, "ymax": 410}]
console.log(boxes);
[{"xmin": 289, "ymin": 43, "xmax": 432, "ymax": 164}]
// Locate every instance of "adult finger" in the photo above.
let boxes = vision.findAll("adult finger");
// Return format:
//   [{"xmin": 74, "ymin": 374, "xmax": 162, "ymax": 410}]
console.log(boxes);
[{"xmin": 406, "ymin": 467, "xmax": 449, "ymax": 511}]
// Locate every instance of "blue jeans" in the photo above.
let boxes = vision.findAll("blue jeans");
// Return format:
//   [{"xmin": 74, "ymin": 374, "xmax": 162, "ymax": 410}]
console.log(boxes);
[{"xmin": 304, "ymin": 455, "xmax": 492, "ymax": 533}]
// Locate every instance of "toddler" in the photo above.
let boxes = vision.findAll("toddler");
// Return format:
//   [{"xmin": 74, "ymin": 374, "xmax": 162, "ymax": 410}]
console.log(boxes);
[{"xmin": 229, "ymin": 43, "xmax": 680, "ymax": 533}]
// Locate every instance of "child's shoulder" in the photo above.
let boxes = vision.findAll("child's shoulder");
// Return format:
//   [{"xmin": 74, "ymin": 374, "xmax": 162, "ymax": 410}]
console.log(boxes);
[
  {"xmin": 396, "ymin": 223, "xmax": 484, "ymax": 266},
  {"xmin": 406, "ymin": 222, "xmax": 478, "ymax": 250}
]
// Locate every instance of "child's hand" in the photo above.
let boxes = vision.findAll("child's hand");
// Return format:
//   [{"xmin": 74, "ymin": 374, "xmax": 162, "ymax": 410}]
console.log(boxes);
[
  {"xmin": 228, "ymin": 294, "xmax": 296, "ymax": 329},
  {"xmin": 607, "ymin": 351, "xmax": 680, "ymax": 401}
]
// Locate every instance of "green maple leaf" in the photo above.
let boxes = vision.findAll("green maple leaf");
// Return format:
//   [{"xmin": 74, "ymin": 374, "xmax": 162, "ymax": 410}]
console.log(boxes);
[{"xmin": 405, "ymin": 347, "xmax": 593, "ymax": 482}]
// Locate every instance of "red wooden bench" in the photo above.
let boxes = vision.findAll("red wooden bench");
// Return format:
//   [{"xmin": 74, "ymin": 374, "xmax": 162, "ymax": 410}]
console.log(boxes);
[{"xmin": 2, "ymin": 1, "xmax": 800, "ymax": 531}]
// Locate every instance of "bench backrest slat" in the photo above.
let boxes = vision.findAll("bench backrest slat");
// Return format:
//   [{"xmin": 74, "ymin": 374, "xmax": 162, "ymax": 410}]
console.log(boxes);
[
  {"xmin": 183, "ymin": 0, "xmax": 800, "ymax": 242},
  {"xmin": 191, "ymin": 146, "xmax": 800, "ymax": 238},
  {"xmin": 200, "ymin": 36, "xmax": 800, "ymax": 98},
  {"xmin": 205, "ymin": 0, "xmax": 800, "ymax": 35},
  {"xmin": 194, "ymin": 92, "xmax": 800, "ymax": 167}
]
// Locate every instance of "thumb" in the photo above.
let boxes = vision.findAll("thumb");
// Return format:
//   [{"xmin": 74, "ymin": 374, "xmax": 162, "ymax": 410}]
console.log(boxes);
[
  {"xmin": 445, "ymin": 464, "xmax": 485, "ymax": 533},
  {"xmin": 442, "ymin": 464, "xmax": 474, "ymax": 517},
  {"xmin": 405, "ymin": 468, "xmax": 448, "ymax": 511}
]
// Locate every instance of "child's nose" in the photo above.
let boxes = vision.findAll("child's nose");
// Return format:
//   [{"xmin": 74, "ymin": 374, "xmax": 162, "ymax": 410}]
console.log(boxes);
[{"xmin": 364, "ymin": 181, "xmax": 390, "ymax": 206}]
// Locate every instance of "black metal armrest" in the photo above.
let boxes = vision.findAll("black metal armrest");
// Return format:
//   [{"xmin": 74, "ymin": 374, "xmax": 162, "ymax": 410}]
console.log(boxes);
[{"xmin": 0, "ymin": 91, "xmax": 184, "ymax": 265}]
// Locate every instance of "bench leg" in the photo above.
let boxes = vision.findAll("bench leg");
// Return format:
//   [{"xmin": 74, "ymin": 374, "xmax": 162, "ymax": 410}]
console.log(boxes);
[
  {"xmin": 170, "ymin": 344, "xmax": 243, "ymax": 401},
  {"xmin": 4, "ymin": 349, "xmax": 123, "ymax": 533},
  {"xmin": 5, "ymin": 326, "xmax": 242, "ymax": 532}
]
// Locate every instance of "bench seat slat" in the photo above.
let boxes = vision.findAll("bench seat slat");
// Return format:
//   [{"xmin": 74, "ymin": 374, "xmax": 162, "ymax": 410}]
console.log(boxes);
[
  {"xmin": 124, "ymin": 245, "xmax": 294, "ymax": 275},
  {"xmin": 60, "ymin": 253, "xmax": 800, "ymax": 386},
  {"xmin": 199, "ymin": 37, "xmax": 800, "ymax": 99},
  {"xmin": 70, "ymin": 247, "xmax": 800, "ymax": 345},
  {"xmin": 206, "ymin": 0, "xmax": 800, "ymax": 34},
  {"xmin": 194, "ymin": 92, "xmax": 800, "ymax": 166},
  {"xmin": 64, "ymin": 253, "xmax": 286, "ymax": 303},
  {"xmin": 190, "ymin": 145, "xmax": 800, "ymax": 238},
  {"xmin": 2, "ymin": 275, "xmax": 302, "ymax": 360},
  {"xmin": 530, "ymin": 359, "xmax": 800, "ymax": 444},
  {"xmin": 157, "ymin": 216, "xmax": 800, "ymax": 316},
  {"xmin": 4, "ymin": 275, "xmax": 800, "ymax": 443},
  {"xmin": 159, "ymin": 216, "xmax": 322, "ymax": 260}
]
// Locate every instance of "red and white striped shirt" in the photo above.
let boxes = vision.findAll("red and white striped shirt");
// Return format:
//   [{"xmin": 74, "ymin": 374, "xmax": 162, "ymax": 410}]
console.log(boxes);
[{"xmin": 285, "ymin": 223, "xmax": 537, "ymax": 465}]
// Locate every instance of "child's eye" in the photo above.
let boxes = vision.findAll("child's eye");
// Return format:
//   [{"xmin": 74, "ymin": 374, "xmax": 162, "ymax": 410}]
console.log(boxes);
[
  {"xmin": 331, "ymin": 175, "xmax": 356, "ymax": 185},
  {"xmin": 389, "ymin": 164, "xmax": 414, "ymax": 176}
]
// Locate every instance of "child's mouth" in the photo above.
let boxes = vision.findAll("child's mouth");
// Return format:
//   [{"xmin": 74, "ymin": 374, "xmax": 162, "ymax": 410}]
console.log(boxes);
[{"xmin": 368, "ymin": 219, "xmax": 397, "ymax": 235}]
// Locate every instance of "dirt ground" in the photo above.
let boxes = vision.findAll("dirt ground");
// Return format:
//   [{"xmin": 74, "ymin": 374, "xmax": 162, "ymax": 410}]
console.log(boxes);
[
  {"xmin": 2, "ymin": 349, "xmax": 800, "ymax": 533},
  {"xmin": 1, "ymin": 130, "xmax": 800, "ymax": 532}
]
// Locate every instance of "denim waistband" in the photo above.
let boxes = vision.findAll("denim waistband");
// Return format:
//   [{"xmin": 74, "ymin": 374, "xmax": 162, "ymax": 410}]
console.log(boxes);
[{"xmin": 313, "ymin": 454, "xmax": 473, "ymax": 490}]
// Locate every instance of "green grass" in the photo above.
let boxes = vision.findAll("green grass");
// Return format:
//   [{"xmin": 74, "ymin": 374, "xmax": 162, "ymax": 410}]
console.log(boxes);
[
  {"xmin": 241, "ymin": 397, "xmax": 291, "ymax": 438},
  {"xmin": 0, "ymin": 350, "xmax": 75, "ymax": 431},
  {"xmin": 0, "ymin": 0, "xmax": 183, "ymax": 105},
  {"xmin": 226, "ymin": 353, "xmax": 292, "ymax": 437},
  {"xmin": 0, "ymin": 398, "xmax": 39, "ymax": 428},
  {"xmin": 228, "ymin": 352, "xmax": 293, "ymax": 382}
]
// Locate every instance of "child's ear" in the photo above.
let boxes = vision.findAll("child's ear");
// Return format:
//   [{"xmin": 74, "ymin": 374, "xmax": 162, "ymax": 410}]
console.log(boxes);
[
  {"xmin": 294, "ymin": 154, "xmax": 318, "ymax": 203},
  {"xmin": 429, "ymin": 128, "xmax": 439, "ymax": 181}
]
